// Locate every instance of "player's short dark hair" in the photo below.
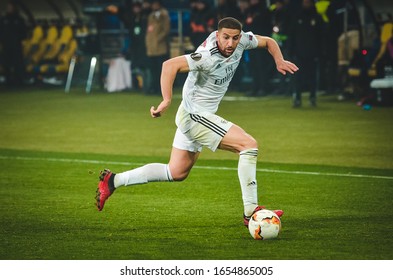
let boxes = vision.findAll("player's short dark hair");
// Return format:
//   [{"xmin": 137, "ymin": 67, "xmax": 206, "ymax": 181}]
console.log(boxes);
[{"xmin": 218, "ymin": 17, "xmax": 242, "ymax": 31}]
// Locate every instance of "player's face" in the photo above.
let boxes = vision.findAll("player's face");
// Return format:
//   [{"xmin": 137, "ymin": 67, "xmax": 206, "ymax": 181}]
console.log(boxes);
[{"xmin": 216, "ymin": 28, "xmax": 242, "ymax": 57}]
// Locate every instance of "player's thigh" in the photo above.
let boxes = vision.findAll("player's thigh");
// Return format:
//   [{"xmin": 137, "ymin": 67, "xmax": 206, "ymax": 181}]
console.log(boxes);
[
  {"xmin": 168, "ymin": 147, "xmax": 199, "ymax": 181},
  {"xmin": 219, "ymin": 124, "xmax": 258, "ymax": 153}
]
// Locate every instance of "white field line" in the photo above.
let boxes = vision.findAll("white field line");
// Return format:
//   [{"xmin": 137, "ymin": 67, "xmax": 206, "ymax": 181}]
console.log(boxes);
[{"xmin": 1, "ymin": 155, "xmax": 393, "ymax": 180}]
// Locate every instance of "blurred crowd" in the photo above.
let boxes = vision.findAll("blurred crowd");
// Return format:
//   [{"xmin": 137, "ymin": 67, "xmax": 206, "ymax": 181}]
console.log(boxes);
[
  {"xmin": 1, "ymin": 0, "xmax": 392, "ymax": 106},
  {"xmin": 102, "ymin": 0, "xmax": 393, "ymax": 104},
  {"xmin": 187, "ymin": 0, "xmax": 392, "ymax": 106}
]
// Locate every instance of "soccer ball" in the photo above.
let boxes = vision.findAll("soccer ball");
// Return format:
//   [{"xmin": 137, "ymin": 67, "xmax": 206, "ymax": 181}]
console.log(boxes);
[{"xmin": 248, "ymin": 209, "xmax": 281, "ymax": 240}]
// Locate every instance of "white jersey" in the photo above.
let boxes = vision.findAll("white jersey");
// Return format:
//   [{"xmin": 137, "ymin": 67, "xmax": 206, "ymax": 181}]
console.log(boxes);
[{"xmin": 182, "ymin": 30, "xmax": 259, "ymax": 114}]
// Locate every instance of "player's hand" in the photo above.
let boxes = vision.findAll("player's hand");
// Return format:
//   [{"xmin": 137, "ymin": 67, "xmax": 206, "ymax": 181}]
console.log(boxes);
[
  {"xmin": 276, "ymin": 60, "xmax": 299, "ymax": 75},
  {"xmin": 150, "ymin": 106, "xmax": 161, "ymax": 118},
  {"xmin": 150, "ymin": 99, "xmax": 171, "ymax": 118}
]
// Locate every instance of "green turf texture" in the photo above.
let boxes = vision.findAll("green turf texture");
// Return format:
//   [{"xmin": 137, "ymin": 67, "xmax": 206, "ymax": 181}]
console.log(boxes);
[{"xmin": 0, "ymin": 88, "xmax": 392, "ymax": 260}]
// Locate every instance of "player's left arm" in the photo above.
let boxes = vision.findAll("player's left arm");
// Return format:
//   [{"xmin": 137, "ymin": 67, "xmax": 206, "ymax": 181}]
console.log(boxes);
[
  {"xmin": 150, "ymin": 56, "xmax": 190, "ymax": 118},
  {"xmin": 255, "ymin": 35, "xmax": 299, "ymax": 75}
]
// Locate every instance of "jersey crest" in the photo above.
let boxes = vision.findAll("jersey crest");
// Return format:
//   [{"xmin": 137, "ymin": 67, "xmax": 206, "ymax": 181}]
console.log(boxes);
[{"xmin": 190, "ymin": 53, "xmax": 202, "ymax": 61}]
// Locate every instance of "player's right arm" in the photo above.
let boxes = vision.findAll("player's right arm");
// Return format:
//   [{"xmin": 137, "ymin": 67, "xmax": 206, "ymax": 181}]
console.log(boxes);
[{"xmin": 150, "ymin": 56, "xmax": 190, "ymax": 118}]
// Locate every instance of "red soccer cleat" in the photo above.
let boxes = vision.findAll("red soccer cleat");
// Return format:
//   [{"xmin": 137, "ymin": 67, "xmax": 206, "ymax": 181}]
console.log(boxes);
[
  {"xmin": 95, "ymin": 169, "xmax": 116, "ymax": 211},
  {"xmin": 243, "ymin": 206, "xmax": 284, "ymax": 227}
]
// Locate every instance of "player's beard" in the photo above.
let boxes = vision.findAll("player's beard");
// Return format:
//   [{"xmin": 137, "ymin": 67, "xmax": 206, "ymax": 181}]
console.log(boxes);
[
  {"xmin": 224, "ymin": 48, "xmax": 234, "ymax": 56},
  {"xmin": 217, "ymin": 43, "xmax": 234, "ymax": 57}
]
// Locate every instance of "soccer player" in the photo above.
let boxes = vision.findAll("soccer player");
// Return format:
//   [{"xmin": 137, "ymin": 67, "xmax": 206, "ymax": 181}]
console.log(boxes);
[{"xmin": 96, "ymin": 17, "xmax": 299, "ymax": 226}]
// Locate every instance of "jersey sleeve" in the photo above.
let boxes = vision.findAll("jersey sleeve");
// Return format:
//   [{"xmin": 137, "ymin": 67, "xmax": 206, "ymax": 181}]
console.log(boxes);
[
  {"xmin": 241, "ymin": 31, "xmax": 259, "ymax": 50},
  {"xmin": 184, "ymin": 49, "xmax": 214, "ymax": 72}
]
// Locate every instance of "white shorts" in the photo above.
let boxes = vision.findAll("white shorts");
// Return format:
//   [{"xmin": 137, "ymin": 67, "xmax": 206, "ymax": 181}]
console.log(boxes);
[{"xmin": 173, "ymin": 104, "xmax": 233, "ymax": 152}]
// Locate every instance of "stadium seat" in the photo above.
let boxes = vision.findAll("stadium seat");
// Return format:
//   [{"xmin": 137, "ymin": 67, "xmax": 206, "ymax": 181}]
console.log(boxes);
[
  {"xmin": 39, "ymin": 38, "xmax": 78, "ymax": 74},
  {"xmin": 40, "ymin": 25, "xmax": 73, "ymax": 63},
  {"xmin": 25, "ymin": 23, "xmax": 78, "ymax": 85},
  {"xmin": 26, "ymin": 25, "xmax": 58, "ymax": 73},
  {"xmin": 23, "ymin": 25, "xmax": 44, "ymax": 58},
  {"xmin": 38, "ymin": 25, "xmax": 75, "ymax": 74}
]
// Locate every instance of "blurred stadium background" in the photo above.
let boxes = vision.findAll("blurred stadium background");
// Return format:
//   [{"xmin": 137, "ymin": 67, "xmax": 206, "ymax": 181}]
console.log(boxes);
[{"xmin": 0, "ymin": 0, "xmax": 392, "ymax": 101}]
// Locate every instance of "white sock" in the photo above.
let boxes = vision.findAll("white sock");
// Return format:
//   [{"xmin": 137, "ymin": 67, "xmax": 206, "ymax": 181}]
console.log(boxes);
[
  {"xmin": 238, "ymin": 148, "xmax": 259, "ymax": 216},
  {"xmin": 113, "ymin": 163, "xmax": 173, "ymax": 188}
]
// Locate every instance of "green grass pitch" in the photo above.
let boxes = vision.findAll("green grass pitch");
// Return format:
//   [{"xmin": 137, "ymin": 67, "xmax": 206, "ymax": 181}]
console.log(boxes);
[{"xmin": 0, "ymin": 87, "xmax": 392, "ymax": 260}]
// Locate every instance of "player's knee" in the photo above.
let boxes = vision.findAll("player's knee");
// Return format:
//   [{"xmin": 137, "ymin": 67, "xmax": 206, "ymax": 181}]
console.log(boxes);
[
  {"xmin": 242, "ymin": 136, "xmax": 258, "ymax": 150},
  {"xmin": 249, "ymin": 137, "xmax": 258, "ymax": 149}
]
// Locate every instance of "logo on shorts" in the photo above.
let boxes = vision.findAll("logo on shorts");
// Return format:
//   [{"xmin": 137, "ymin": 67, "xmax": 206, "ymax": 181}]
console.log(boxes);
[
  {"xmin": 247, "ymin": 181, "xmax": 256, "ymax": 187},
  {"xmin": 191, "ymin": 52, "xmax": 202, "ymax": 61}
]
